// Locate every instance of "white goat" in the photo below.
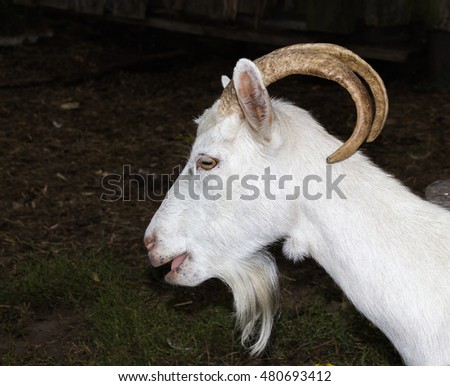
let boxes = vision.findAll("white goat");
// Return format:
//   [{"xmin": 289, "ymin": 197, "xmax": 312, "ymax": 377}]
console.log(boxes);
[{"xmin": 144, "ymin": 44, "xmax": 450, "ymax": 365}]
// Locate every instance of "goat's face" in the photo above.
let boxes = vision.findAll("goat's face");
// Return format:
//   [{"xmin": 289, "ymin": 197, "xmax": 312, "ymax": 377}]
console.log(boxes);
[
  {"xmin": 145, "ymin": 60, "xmax": 287, "ymax": 287},
  {"xmin": 144, "ymin": 45, "xmax": 388, "ymax": 355}
]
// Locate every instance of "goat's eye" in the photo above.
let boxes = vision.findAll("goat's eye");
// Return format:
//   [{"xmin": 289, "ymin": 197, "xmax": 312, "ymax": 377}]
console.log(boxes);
[{"xmin": 196, "ymin": 155, "xmax": 218, "ymax": 171}]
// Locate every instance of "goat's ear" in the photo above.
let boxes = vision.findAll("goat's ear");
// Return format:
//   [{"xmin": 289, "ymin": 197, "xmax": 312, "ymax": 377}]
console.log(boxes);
[
  {"xmin": 221, "ymin": 75, "xmax": 231, "ymax": 88},
  {"xmin": 233, "ymin": 59, "xmax": 273, "ymax": 142}
]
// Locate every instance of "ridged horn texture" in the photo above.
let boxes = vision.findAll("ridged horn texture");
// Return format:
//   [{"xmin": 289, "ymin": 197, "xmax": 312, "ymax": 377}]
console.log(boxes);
[{"xmin": 220, "ymin": 43, "xmax": 389, "ymax": 163}]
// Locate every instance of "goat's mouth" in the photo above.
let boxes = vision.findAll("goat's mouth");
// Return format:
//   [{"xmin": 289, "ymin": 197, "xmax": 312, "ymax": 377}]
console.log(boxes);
[
  {"xmin": 148, "ymin": 249, "xmax": 192, "ymax": 284},
  {"xmin": 148, "ymin": 250, "xmax": 188, "ymax": 269},
  {"xmin": 164, "ymin": 252, "xmax": 190, "ymax": 284},
  {"xmin": 169, "ymin": 252, "xmax": 189, "ymax": 271}
]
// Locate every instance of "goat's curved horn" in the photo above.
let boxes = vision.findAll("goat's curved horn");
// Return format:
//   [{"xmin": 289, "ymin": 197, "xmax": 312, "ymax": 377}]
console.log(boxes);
[
  {"xmin": 280, "ymin": 44, "xmax": 388, "ymax": 143},
  {"xmin": 220, "ymin": 44, "xmax": 388, "ymax": 163}
]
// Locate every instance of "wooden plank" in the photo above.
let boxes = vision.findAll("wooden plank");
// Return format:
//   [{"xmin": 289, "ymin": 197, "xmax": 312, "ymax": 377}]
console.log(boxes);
[
  {"xmin": 346, "ymin": 43, "xmax": 416, "ymax": 63},
  {"xmin": 187, "ymin": 0, "xmax": 239, "ymax": 21},
  {"xmin": 141, "ymin": 16, "xmax": 318, "ymax": 46},
  {"xmin": 305, "ymin": 0, "xmax": 357, "ymax": 34},
  {"xmin": 139, "ymin": 16, "xmax": 417, "ymax": 62},
  {"xmin": 71, "ymin": 0, "xmax": 104, "ymax": 15},
  {"xmin": 261, "ymin": 18, "xmax": 308, "ymax": 32},
  {"xmin": 112, "ymin": 0, "xmax": 147, "ymax": 20},
  {"xmin": 38, "ymin": 0, "xmax": 70, "ymax": 9},
  {"xmin": 13, "ymin": 0, "xmax": 38, "ymax": 5},
  {"xmin": 363, "ymin": 0, "xmax": 414, "ymax": 28}
]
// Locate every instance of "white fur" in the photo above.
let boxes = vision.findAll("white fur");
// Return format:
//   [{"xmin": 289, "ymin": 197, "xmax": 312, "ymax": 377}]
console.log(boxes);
[{"xmin": 145, "ymin": 60, "xmax": 450, "ymax": 365}]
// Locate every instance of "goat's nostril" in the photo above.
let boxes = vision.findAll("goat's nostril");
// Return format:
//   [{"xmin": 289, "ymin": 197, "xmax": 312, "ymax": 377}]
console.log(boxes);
[{"xmin": 144, "ymin": 235, "xmax": 156, "ymax": 250}]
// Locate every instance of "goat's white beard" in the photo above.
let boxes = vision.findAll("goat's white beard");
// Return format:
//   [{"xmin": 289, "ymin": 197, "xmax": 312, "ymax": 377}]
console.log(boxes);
[{"xmin": 217, "ymin": 250, "xmax": 280, "ymax": 356}]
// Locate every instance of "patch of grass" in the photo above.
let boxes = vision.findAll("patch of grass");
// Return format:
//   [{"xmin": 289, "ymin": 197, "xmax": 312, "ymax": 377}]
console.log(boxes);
[
  {"xmin": 0, "ymin": 252, "xmax": 101, "ymax": 310},
  {"xmin": 89, "ymin": 279, "xmax": 237, "ymax": 365},
  {"xmin": 0, "ymin": 248, "xmax": 240, "ymax": 365}
]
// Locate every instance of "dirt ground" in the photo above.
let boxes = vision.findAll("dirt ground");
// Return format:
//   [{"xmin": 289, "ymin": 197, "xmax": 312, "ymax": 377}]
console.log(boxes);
[{"xmin": 0, "ymin": 16, "xmax": 449, "ymax": 365}]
